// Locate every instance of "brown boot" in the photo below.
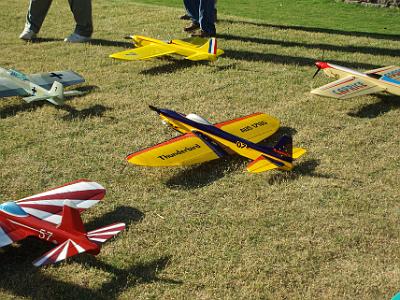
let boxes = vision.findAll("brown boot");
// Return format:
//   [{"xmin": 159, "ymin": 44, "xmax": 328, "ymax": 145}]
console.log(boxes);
[
  {"xmin": 191, "ymin": 29, "xmax": 216, "ymax": 38},
  {"xmin": 184, "ymin": 22, "xmax": 200, "ymax": 32}
]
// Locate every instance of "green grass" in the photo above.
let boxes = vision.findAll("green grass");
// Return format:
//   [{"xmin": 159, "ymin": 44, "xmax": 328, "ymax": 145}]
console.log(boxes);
[
  {"xmin": 1, "ymin": 0, "xmax": 400, "ymax": 299},
  {"xmin": 128, "ymin": 0, "xmax": 400, "ymax": 34}
]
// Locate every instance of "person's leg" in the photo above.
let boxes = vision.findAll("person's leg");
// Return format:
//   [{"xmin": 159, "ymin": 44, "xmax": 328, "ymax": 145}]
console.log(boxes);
[
  {"xmin": 68, "ymin": 0, "xmax": 93, "ymax": 37},
  {"xmin": 184, "ymin": 0, "xmax": 200, "ymax": 23},
  {"xmin": 183, "ymin": 0, "xmax": 200, "ymax": 32},
  {"xmin": 25, "ymin": 0, "xmax": 52, "ymax": 33},
  {"xmin": 198, "ymin": 0, "xmax": 216, "ymax": 36}
]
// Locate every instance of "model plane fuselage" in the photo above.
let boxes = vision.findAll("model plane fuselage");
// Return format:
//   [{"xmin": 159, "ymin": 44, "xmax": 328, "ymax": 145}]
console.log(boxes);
[{"xmin": 311, "ymin": 61, "xmax": 400, "ymax": 99}]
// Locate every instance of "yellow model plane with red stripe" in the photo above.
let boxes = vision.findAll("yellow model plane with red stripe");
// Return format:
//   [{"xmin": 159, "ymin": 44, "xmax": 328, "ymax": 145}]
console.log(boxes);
[
  {"xmin": 126, "ymin": 106, "xmax": 306, "ymax": 173},
  {"xmin": 311, "ymin": 61, "xmax": 400, "ymax": 99},
  {"xmin": 110, "ymin": 35, "xmax": 223, "ymax": 62}
]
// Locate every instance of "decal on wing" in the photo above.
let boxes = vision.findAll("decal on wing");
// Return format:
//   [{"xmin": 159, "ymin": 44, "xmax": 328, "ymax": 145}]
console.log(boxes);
[
  {"xmin": 126, "ymin": 133, "xmax": 220, "ymax": 166},
  {"xmin": 215, "ymin": 113, "xmax": 280, "ymax": 143},
  {"xmin": 28, "ymin": 71, "xmax": 85, "ymax": 89},
  {"xmin": 311, "ymin": 76, "xmax": 384, "ymax": 99}
]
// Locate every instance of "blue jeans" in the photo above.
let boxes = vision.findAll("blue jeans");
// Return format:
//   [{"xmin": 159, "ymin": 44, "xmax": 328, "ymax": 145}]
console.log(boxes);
[{"xmin": 184, "ymin": 0, "xmax": 216, "ymax": 35}]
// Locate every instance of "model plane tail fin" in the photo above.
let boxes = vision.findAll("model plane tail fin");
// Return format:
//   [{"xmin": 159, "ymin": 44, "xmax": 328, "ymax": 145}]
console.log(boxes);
[
  {"xmin": 246, "ymin": 136, "xmax": 306, "ymax": 173},
  {"xmin": 58, "ymin": 200, "xmax": 86, "ymax": 234},
  {"xmin": 187, "ymin": 38, "xmax": 219, "ymax": 61},
  {"xmin": 22, "ymin": 81, "xmax": 65, "ymax": 105},
  {"xmin": 86, "ymin": 222, "xmax": 126, "ymax": 245}
]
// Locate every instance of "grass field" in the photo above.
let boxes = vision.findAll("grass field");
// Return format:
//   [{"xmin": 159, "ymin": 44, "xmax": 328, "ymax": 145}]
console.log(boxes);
[{"xmin": 0, "ymin": 0, "xmax": 400, "ymax": 299}]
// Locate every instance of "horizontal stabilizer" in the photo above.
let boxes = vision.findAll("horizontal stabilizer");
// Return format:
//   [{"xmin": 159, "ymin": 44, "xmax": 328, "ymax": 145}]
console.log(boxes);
[
  {"xmin": 246, "ymin": 156, "xmax": 280, "ymax": 173},
  {"xmin": 293, "ymin": 147, "xmax": 306, "ymax": 159},
  {"xmin": 86, "ymin": 222, "xmax": 125, "ymax": 244},
  {"xmin": 33, "ymin": 239, "xmax": 94, "ymax": 267}
]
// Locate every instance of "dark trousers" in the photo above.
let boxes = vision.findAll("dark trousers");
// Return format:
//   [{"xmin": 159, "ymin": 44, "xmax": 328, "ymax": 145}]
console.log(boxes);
[
  {"xmin": 184, "ymin": 0, "xmax": 216, "ymax": 35},
  {"xmin": 26, "ymin": 0, "xmax": 93, "ymax": 37}
]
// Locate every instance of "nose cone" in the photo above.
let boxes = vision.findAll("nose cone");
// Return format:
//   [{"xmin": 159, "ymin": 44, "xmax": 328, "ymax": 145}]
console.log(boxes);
[
  {"xmin": 149, "ymin": 105, "xmax": 161, "ymax": 113},
  {"xmin": 315, "ymin": 61, "xmax": 329, "ymax": 69}
]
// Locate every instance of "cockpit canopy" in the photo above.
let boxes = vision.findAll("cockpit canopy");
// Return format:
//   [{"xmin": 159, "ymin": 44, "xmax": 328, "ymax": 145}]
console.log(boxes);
[
  {"xmin": 9, "ymin": 69, "xmax": 28, "ymax": 81},
  {"xmin": 186, "ymin": 113, "xmax": 211, "ymax": 125},
  {"xmin": 0, "ymin": 202, "xmax": 28, "ymax": 217}
]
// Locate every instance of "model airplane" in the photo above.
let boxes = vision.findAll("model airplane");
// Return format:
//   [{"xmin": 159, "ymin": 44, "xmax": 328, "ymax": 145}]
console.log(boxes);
[
  {"xmin": 311, "ymin": 61, "xmax": 400, "ymax": 99},
  {"xmin": 0, "ymin": 179, "xmax": 125, "ymax": 267},
  {"xmin": 127, "ymin": 106, "xmax": 306, "ymax": 173},
  {"xmin": 110, "ymin": 35, "xmax": 224, "ymax": 62},
  {"xmin": 0, "ymin": 66, "xmax": 86, "ymax": 105}
]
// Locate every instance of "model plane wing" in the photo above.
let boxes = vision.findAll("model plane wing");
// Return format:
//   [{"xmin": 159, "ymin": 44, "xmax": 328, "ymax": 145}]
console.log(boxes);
[
  {"xmin": 0, "ymin": 222, "xmax": 28, "ymax": 247},
  {"xmin": 215, "ymin": 113, "xmax": 280, "ymax": 143},
  {"xmin": 27, "ymin": 71, "xmax": 84, "ymax": 89},
  {"xmin": 0, "ymin": 77, "xmax": 29, "ymax": 98},
  {"xmin": 365, "ymin": 66, "xmax": 400, "ymax": 77},
  {"xmin": 127, "ymin": 133, "xmax": 220, "ymax": 167},
  {"xmin": 311, "ymin": 75, "xmax": 384, "ymax": 99},
  {"xmin": 16, "ymin": 180, "xmax": 105, "ymax": 226},
  {"xmin": 110, "ymin": 44, "xmax": 175, "ymax": 61}
]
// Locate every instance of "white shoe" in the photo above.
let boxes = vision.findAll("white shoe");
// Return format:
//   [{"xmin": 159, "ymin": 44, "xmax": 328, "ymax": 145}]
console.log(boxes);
[
  {"xmin": 19, "ymin": 28, "xmax": 36, "ymax": 41},
  {"xmin": 64, "ymin": 32, "xmax": 91, "ymax": 43}
]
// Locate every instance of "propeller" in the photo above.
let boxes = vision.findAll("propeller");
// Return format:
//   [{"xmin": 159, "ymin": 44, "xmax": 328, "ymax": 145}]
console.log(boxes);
[{"xmin": 312, "ymin": 67, "xmax": 321, "ymax": 79}]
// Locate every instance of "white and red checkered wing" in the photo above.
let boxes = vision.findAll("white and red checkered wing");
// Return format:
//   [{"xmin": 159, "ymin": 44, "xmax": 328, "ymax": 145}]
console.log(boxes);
[{"xmin": 16, "ymin": 180, "xmax": 105, "ymax": 225}]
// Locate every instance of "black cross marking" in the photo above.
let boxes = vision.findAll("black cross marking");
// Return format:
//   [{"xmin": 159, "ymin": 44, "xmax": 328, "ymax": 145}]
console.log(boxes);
[
  {"xmin": 50, "ymin": 72, "xmax": 63, "ymax": 79},
  {"xmin": 31, "ymin": 87, "xmax": 37, "ymax": 94}
]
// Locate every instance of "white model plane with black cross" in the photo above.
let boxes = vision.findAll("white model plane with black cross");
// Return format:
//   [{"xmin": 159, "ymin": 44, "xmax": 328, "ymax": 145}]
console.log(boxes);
[
  {"xmin": 0, "ymin": 66, "xmax": 85, "ymax": 105},
  {"xmin": 311, "ymin": 61, "xmax": 400, "ymax": 99}
]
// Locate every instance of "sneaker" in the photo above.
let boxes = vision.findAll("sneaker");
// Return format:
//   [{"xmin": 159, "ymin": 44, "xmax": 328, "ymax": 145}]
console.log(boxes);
[
  {"xmin": 184, "ymin": 22, "xmax": 200, "ymax": 32},
  {"xmin": 180, "ymin": 14, "xmax": 191, "ymax": 20},
  {"xmin": 64, "ymin": 32, "xmax": 91, "ymax": 43},
  {"xmin": 191, "ymin": 30, "xmax": 216, "ymax": 38},
  {"xmin": 19, "ymin": 27, "xmax": 36, "ymax": 41}
]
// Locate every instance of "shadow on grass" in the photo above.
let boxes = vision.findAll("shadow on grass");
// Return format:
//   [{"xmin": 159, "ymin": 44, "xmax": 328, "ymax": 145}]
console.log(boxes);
[
  {"xmin": 219, "ymin": 33, "xmax": 400, "ymax": 58},
  {"xmin": 347, "ymin": 94, "xmax": 400, "ymax": 118},
  {"xmin": 30, "ymin": 37, "xmax": 64, "ymax": 43},
  {"xmin": 220, "ymin": 19, "xmax": 400, "ymax": 42},
  {"xmin": 165, "ymin": 156, "xmax": 244, "ymax": 190},
  {"xmin": 0, "ymin": 206, "xmax": 178, "ymax": 300},
  {"xmin": 89, "ymin": 38, "xmax": 133, "ymax": 49},
  {"xmin": 59, "ymin": 104, "xmax": 113, "ymax": 121},
  {"xmin": 0, "ymin": 85, "xmax": 104, "ymax": 119},
  {"xmin": 223, "ymin": 49, "xmax": 379, "ymax": 70},
  {"xmin": 139, "ymin": 58, "xmax": 207, "ymax": 76},
  {"xmin": 267, "ymin": 159, "xmax": 333, "ymax": 185}
]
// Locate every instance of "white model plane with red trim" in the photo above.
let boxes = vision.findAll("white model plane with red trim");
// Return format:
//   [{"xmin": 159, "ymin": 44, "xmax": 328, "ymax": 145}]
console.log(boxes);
[
  {"xmin": 311, "ymin": 61, "xmax": 400, "ymax": 99},
  {"xmin": 127, "ymin": 106, "xmax": 306, "ymax": 173},
  {"xmin": 0, "ymin": 180, "xmax": 125, "ymax": 267}
]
